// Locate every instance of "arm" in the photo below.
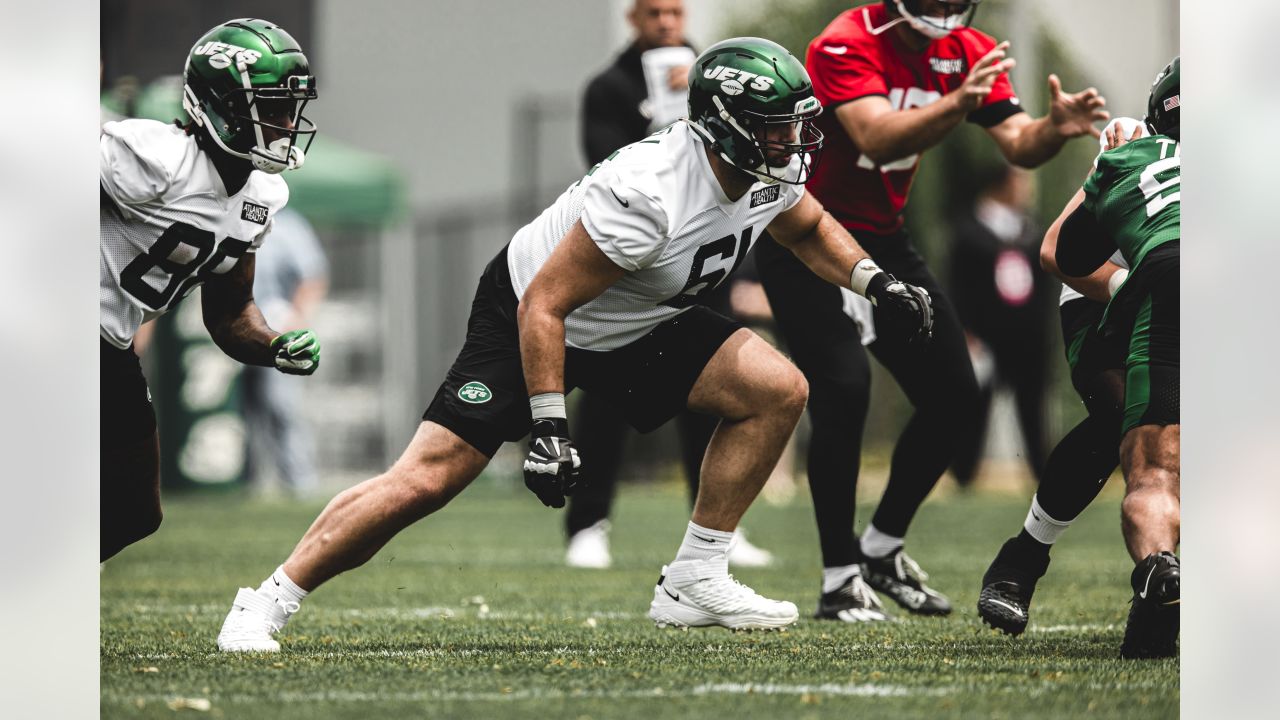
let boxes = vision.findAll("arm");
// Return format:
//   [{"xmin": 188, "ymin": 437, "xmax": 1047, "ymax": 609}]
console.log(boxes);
[
  {"xmin": 1040, "ymin": 188, "xmax": 1124, "ymax": 301},
  {"xmin": 766, "ymin": 192, "xmax": 870, "ymax": 284},
  {"xmin": 201, "ymin": 254, "xmax": 277, "ymax": 366},
  {"xmin": 837, "ymin": 41, "xmax": 1013, "ymax": 165},
  {"xmin": 517, "ymin": 220, "xmax": 626, "ymax": 396},
  {"xmin": 1054, "ymin": 203, "xmax": 1118, "ymax": 278},
  {"xmin": 987, "ymin": 74, "xmax": 1109, "ymax": 168},
  {"xmin": 516, "ymin": 220, "xmax": 626, "ymax": 508},
  {"xmin": 768, "ymin": 193, "xmax": 933, "ymax": 343}
]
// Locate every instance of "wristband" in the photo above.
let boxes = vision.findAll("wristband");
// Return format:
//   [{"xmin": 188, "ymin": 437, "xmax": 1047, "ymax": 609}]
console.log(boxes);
[
  {"xmin": 529, "ymin": 392, "xmax": 567, "ymax": 420},
  {"xmin": 1107, "ymin": 268, "xmax": 1129, "ymax": 298},
  {"xmin": 849, "ymin": 258, "xmax": 883, "ymax": 297}
]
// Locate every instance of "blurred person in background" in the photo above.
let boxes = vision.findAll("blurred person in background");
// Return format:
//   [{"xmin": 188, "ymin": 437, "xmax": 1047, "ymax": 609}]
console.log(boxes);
[
  {"xmin": 568, "ymin": 0, "xmax": 774, "ymax": 569},
  {"xmin": 241, "ymin": 208, "xmax": 329, "ymax": 498},
  {"xmin": 100, "ymin": 19, "xmax": 321, "ymax": 560},
  {"xmin": 947, "ymin": 163, "xmax": 1053, "ymax": 488},
  {"xmin": 755, "ymin": 0, "xmax": 1108, "ymax": 624},
  {"xmin": 216, "ymin": 38, "xmax": 935, "ymax": 650}
]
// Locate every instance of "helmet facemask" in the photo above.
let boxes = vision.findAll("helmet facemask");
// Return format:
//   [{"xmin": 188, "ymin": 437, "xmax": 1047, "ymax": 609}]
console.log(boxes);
[
  {"xmin": 185, "ymin": 66, "xmax": 317, "ymax": 174},
  {"xmin": 694, "ymin": 95, "xmax": 824, "ymax": 186},
  {"xmin": 886, "ymin": 0, "xmax": 981, "ymax": 40}
]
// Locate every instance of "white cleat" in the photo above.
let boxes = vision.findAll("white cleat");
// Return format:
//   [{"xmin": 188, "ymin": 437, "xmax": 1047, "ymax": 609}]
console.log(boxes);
[
  {"xmin": 727, "ymin": 527, "xmax": 775, "ymax": 568},
  {"xmin": 566, "ymin": 520, "xmax": 612, "ymax": 569},
  {"xmin": 216, "ymin": 587, "xmax": 297, "ymax": 653},
  {"xmin": 648, "ymin": 558, "xmax": 798, "ymax": 631}
]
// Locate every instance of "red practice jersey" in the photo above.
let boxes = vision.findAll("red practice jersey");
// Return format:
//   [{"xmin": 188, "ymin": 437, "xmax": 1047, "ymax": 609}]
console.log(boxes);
[{"xmin": 805, "ymin": 3, "xmax": 1024, "ymax": 235}]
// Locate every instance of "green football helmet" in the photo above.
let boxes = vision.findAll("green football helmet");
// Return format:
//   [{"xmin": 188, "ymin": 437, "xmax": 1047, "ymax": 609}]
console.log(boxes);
[
  {"xmin": 1145, "ymin": 56, "xmax": 1179, "ymax": 141},
  {"xmin": 182, "ymin": 18, "xmax": 317, "ymax": 173},
  {"xmin": 687, "ymin": 37, "xmax": 823, "ymax": 186}
]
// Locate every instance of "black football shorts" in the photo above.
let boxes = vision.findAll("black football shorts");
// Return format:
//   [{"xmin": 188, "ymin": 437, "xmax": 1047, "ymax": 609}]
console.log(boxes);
[
  {"xmin": 423, "ymin": 245, "xmax": 743, "ymax": 457},
  {"xmin": 101, "ymin": 338, "xmax": 158, "ymax": 448}
]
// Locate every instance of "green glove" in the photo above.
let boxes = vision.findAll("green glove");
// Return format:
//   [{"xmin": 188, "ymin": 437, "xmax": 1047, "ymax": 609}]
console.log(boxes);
[{"xmin": 271, "ymin": 329, "xmax": 321, "ymax": 375}]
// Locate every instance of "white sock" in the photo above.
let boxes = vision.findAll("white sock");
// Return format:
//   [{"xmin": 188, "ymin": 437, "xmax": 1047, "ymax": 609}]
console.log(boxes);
[
  {"xmin": 673, "ymin": 522, "xmax": 734, "ymax": 563},
  {"xmin": 257, "ymin": 565, "xmax": 309, "ymax": 608},
  {"xmin": 1023, "ymin": 495, "xmax": 1073, "ymax": 545},
  {"xmin": 822, "ymin": 563, "xmax": 862, "ymax": 593},
  {"xmin": 860, "ymin": 524, "xmax": 904, "ymax": 559}
]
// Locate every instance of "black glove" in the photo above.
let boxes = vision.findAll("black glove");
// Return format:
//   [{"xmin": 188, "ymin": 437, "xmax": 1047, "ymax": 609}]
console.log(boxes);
[
  {"xmin": 865, "ymin": 271, "xmax": 934, "ymax": 345},
  {"xmin": 522, "ymin": 417, "xmax": 583, "ymax": 508}
]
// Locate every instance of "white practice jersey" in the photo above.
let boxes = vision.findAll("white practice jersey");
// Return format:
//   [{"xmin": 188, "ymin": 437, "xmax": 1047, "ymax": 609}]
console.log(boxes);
[
  {"xmin": 508, "ymin": 121, "xmax": 805, "ymax": 350},
  {"xmin": 1059, "ymin": 117, "xmax": 1143, "ymax": 307},
  {"xmin": 100, "ymin": 119, "xmax": 288, "ymax": 349}
]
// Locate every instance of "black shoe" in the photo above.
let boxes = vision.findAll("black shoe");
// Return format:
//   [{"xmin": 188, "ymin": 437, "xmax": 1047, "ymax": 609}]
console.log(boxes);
[
  {"xmin": 977, "ymin": 537, "xmax": 1051, "ymax": 636},
  {"xmin": 814, "ymin": 573, "xmax": 891, "ymax": 623},
  {"xmin": 862, "ymin": 549, "xmax": 952, "ymax": 616},
  {"xmin": 1121, "ymin": 551, "xmax": 1180, "ymax": 659}
]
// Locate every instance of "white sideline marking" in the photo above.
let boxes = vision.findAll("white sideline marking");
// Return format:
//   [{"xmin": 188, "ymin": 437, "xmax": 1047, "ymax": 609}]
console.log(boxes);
[
  {"xmin": 104, "ymin": 682, "xmax": 949, "ymax": 706},
  {"xmin": 1029, "ymin": 623, "xmax": 1118, "ymax": 634}
]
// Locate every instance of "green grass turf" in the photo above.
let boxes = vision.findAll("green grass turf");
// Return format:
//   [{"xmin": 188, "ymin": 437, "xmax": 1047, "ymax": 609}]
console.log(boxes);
[{"xmin": 101, "ymin": 477, "xmax": 1177, "ymax": 719}]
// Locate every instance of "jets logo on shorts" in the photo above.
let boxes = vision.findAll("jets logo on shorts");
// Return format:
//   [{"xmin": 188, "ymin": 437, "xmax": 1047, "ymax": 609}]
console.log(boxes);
[{"xmin": 458, "ymin": 381, "xmax": 492, "ymax": 404}]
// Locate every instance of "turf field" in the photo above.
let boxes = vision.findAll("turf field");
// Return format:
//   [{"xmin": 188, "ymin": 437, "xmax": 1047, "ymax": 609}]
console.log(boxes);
[{"xmin": 101, "ymin": 474, "xmax": 1178, "ymax": 719}]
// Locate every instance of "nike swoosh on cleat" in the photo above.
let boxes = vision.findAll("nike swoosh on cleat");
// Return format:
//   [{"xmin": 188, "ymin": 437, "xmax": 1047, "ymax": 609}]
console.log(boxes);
[
  {"xmin": 987, "ymin": 599, "xmax": 1024, "ymax": 618},
  {"xmin": 663, "ymin": 587, "xmax": 679, "ymax": 602},
  {"xmin": 1138, "ymin": 564, "xmax": 1158, "ymax": 599}
]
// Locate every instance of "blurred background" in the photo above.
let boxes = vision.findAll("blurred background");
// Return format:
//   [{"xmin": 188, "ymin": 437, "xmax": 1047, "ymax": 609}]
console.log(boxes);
[{"xmin": 100, "ymin": 0, "xmax": 1177, "ymax": 499}]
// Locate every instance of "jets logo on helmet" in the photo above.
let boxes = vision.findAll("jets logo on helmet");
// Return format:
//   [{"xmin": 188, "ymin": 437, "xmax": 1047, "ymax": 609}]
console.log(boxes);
[
  {"xmin": 877, "ymin": 0, "xmax": 982, "ymax": 40},
  {"xmin": 687, "ymin": 37, "xmax": 824, "ymax": 186},
  {"xmin": 182, "ymin": 18, "xmax": 318, "ymax": 174}
]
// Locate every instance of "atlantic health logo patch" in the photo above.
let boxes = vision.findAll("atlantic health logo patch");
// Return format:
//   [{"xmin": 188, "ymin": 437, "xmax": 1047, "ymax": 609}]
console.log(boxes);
[
  {"xmin": 750, "ymin": 185, "xmax": 780, "ymax": 208},
  {"xmin": 241, "ymin": 201, "xmax": 269, "ymax": 225},
  {"xmin": 458, "ymin": 381, "xmax": 493, "ymax": 404}
]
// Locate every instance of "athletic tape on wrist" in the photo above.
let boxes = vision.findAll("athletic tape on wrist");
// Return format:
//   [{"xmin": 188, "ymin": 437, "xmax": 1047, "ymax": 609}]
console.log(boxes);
[
  {"xmin": 1107, "ymin": 268, "xmax": 1129, "ymax": 298},
  {"xmin": 849, "ymin": 258, "xmax": 883, "ymax": 296},
  {"xmin": 529, "ymin": 392, "xmax": 567, "ymax": 420}
]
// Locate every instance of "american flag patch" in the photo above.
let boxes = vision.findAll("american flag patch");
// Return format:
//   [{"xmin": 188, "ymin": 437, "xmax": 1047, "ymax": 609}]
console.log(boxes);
[{"xmin": 1163, "ymin": 95, "xmax": 1180, "ymax": 111}]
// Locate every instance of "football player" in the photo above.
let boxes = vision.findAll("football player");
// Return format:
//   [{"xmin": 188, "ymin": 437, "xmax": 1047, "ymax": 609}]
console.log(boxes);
[
  {"xmin": 217, "ymin": 37, "xmax": 932, "ymax": 651},
  {"xmin": 101, "ymin": 19, "xmax": 321, "ymax": 561},
  {"xmin": 1053, "ymin": 58, "xmax": 1180, "ymax": 659},
  {"xmin": 754, "ymin": 0, "xmax": 1109, "ymax": 623},
  {"xmin": 976, "ymin": 116, "xmax": 1140, "ymax": 636}
]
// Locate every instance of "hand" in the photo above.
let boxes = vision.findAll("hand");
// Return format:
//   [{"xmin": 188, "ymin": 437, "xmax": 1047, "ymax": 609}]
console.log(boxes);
[
  {"xmin": 953, "ymin": 41, "xmax": 1015, "ymax": 113},
  {"xmin": 865, "ymin": 273, "xmax": 934, "ymax": 345},
  {"xmin": 523, "ymin": 417, "xmax": 583, "ymax": 508},
  {"xmin": 1047, "ymin": 73, "xmax": 1110, "ymax": 139},
  {"xmin": 668, "ymin": 65, "xmax": 690, "ymax": 91},
  {"xmin": 271, "ymin": 329, "xmax": 320, "ymax": 375},
  {"xmin": 1104, "ymin": 120, "xmax": 1144, "ymax": 151}
]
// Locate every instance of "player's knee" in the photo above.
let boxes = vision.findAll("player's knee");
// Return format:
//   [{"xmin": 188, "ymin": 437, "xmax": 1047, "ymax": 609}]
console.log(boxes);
[{"xmin": 774, "ymin": 366, "xmax": 809, "ymax": 416}]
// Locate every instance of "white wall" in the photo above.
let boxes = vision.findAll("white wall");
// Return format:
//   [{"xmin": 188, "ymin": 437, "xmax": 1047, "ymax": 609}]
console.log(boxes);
[{"xmin": 316, "ymin": 0, "xmax": 616, "ymax": 212}]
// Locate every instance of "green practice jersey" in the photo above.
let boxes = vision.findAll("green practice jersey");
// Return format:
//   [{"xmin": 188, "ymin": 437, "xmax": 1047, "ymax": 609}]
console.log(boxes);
[{"xmin": 1082, "ymin": 136, "xmax": 1181, "ymax": 270}]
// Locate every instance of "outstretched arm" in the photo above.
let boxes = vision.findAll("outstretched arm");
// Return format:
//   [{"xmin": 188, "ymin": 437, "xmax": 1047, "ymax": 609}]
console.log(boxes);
[
  {"xmin": 988, "ymin": 74, "xmax": 1109, "ymax": 168},
  {"xmin": 769, "ymin": 193, "xmax": 933, "ymax": 344},
  {"xmin": 838, "ymin": 41, "xmax": 1014, "ymax": 165}
]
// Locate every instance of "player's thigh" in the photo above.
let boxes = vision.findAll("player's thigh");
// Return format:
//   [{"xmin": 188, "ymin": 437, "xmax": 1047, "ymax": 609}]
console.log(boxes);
[
  {"xmin": 387, "ymin": 421, "xmax": 491, "ymax": 504},
  {"xmin": 686, "ymin": 328, "xmax": 807, "ymax": 421},
  {"xmin": 1121, "ymin": 274, "xmax": 1179, "ymax": 436}
]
